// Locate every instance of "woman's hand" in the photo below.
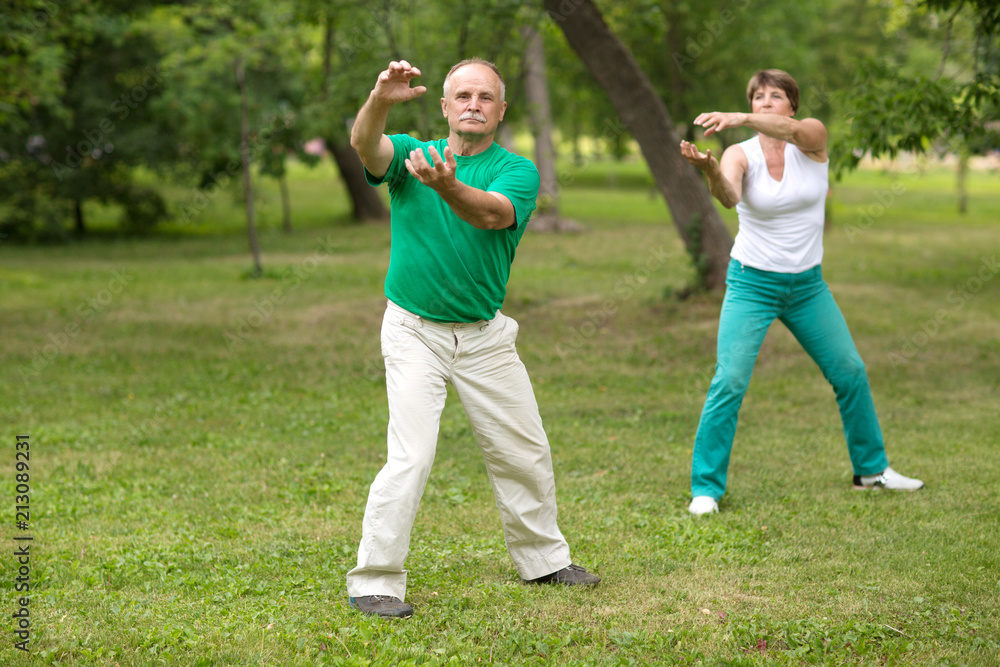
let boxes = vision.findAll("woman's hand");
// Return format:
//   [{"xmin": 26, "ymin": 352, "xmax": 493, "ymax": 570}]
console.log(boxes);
[
  {"xmin": 693, "ymin": 111, "xmax": 747, "ymax": 138},
  {"xmin": 680, "ymin": 140, "xmax": 718, "ymax": 173},
  {"xmin": 679, "ymin": 141, "xmax": 745, "ymax": 209}
]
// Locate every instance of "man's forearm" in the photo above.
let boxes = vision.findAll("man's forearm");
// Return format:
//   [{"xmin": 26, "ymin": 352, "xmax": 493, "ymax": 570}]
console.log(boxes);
[
  {"xmin": 351, "ymin": 95, "xmax": 392, "ymax": 151},
  {"xmin": 435, "ymin": 181, "xmax": 514, "ymax": 231},
  {"xmin": 350, "ymin": 94, "xmax": 393, "ymax": 165}
]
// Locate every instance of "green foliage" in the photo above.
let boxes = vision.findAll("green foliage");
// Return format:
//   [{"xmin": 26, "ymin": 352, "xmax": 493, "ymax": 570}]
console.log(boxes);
[
  {"xmin": 0, "ymin": 159, "xmax": 72, "ymax": 241},
  {"xmin": 0, "ymin": 0, "xmax": 69, "ymax": 127},
  {"xmin": 832, "ymin": 0, "xmax": 1000, "ymax": 175},
  {"xmin": 0, "ymin": 0, "xmax": 175, "ymax": 238},
  {"xmin": 543, "ymin": 0, "xmax": 903, "ymax": 152},
  {"xmin": 830, "ymin": 58, "xmax": 958, "ymax": 174},
  {"xmin": 113, "ymin": 180, "xmax": 169, "ymax": 233},
  {"xmin": 922, "ymin": 0, "xmax": 1000, "ymax": 35},
  {"xmin": 148, "ymin": 1, "xmax": 311, "ymax": 175}
]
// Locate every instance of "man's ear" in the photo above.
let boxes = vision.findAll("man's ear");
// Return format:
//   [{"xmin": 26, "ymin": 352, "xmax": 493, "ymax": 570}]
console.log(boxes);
[{"xmin": 441, "ymin": 98, "xmax": 448, "ymax": 118}]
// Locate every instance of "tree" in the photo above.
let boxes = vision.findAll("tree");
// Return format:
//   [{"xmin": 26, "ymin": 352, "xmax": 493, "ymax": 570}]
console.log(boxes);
[
  {"xmin": 544, "ymin": 0, "xmax": 733, "ymax": 290},
  {"xmin": 149, "ymin": 1, "xmax": 312, "ymax": 271},
  {"xmin": 595, "ymin": 0, "xmax": 840, "ymax": 145},
  {"xmin": 235, "ymin": 58, "xmax": 264, "ymax": 277},
  {"xmin": 521, "ymin": 24, "xmax": 583, "ymax": 233},
  {"xmin": 316, "ymin": 9, "xmax": 388, "ymax": 223},
  {"xmin": 0, "ymin": 1, "xmax": 173, "ymax": 241},
  {"xmin": 832, "ymin": 0, "xmax": 1000, "ymax": 210}
]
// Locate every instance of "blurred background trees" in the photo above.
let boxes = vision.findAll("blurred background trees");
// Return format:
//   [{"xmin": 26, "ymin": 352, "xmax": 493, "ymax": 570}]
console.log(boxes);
[
  {"xmin": 2, "ymin": 0, "xmax": 996, "ymax": 282},
  {"xmin": 1, "ymin": 0, "xmax": 177, "ymax": 240}
]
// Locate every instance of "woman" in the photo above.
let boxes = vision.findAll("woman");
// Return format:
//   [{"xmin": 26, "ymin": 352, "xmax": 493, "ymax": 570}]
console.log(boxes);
[{"xmin": 679, "ymin": 69, "xmax": 923, "ymax": 515}]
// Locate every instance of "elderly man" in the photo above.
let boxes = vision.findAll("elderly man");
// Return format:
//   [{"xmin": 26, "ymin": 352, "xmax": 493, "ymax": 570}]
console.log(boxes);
[{"xmin": 345, "ymin": 59, "xmax": 599, "ymax": 619}]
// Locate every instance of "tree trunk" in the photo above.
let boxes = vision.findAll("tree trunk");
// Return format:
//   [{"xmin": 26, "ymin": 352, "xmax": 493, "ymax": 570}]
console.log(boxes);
[
  {"xmin": 665, "ymin": 9, "xmax": 694, "ymax": 143},
  {"xmin": 322, "ymin": 13, "xmax": 389, "ymax": 224},
  {"xmin": 328, "ymin": 139, "xmax": 390, "ymax": 222},
  {"xmin": 824, "ymin": 188, "xmax": 834, "ymax": 233},
  {"xmin": 957, "ymin": 146, "xmax": 968, "ymax": 214},
  {"xmin": 523, "ymin": 25, "xmax": 558, "ymax": 217},
  {"xmin": 544, "ymin": 0, "xmax": 733, "ymax": 290},
  {"xmin": 236, "ymin": 58, "xmax": 263, "ymax": 278},
  {"xmin": 522, "ymin": 25, "xmax": 582, "ymax": 233},
  {"xmin": 73, "ymin": 199, "xmax": 85, "ymax": 236},
  {"xmin": 279, "ymin": 173, "xmax": 293, "ymax": 233}
]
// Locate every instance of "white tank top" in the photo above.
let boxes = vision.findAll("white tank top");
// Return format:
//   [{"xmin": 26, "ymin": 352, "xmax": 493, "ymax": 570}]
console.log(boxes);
[{"xmin": 731, "ymin": 135, "xmax": 829, "ymax": 273}]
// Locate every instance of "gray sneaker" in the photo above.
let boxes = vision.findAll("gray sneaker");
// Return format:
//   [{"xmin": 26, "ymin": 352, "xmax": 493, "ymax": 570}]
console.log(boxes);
[
  {"xmin": 853, "ymin": 467, "xmax": 924, "ymax": 491},
  {"xmin": 526, "ymin": 564, "xmax": 601, "ymax": 586},
  {"xmin": 349, "ymin": 595, "xmax": 414, "ymax": 618}
]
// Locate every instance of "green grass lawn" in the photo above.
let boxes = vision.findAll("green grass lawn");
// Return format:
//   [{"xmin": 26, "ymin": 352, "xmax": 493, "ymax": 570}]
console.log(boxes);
[{"xmin": 1, "ymin": 159, "xmax": 999, "ymax": 665}]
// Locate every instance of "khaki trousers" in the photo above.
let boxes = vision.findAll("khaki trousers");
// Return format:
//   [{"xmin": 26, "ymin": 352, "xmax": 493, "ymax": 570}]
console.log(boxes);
[{"xmin": 346, "ymin": 301, "xmax": 571, "ymax": 600}]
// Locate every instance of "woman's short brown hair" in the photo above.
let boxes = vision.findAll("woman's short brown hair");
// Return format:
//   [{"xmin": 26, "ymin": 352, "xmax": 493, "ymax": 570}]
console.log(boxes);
[{"xmin": 746, "ymin": 69, "xmax": 800, "ymax": 114}]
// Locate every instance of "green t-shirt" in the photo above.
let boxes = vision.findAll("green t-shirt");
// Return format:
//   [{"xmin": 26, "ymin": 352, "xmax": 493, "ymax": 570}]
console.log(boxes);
[{"xmin": 365, "ymin": 135, "xmax": 539, "ymax": 323}]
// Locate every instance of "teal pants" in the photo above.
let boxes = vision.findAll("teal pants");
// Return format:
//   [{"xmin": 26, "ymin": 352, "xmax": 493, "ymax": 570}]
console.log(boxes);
[{"xmin": 691, "ymin": 259, "xmax": 889, "ymax": 500}]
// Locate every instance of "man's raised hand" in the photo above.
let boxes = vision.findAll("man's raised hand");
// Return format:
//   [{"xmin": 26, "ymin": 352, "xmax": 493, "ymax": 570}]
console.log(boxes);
[
  {"xmin": 405, "ymin": 145, "xmax": 457, "ymax": 190},
  {"xmin": 372, "ymin": 60, "xmax": 428, "ymax": 105}
]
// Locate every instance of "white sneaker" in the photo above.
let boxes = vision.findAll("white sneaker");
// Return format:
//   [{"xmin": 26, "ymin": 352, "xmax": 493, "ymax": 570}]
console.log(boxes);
[
  {"xmin": 853, "ymin": 466, "xmax": 924, "ymax": 491},
  {"xmin": 688, "ymin": 496, "xmax": 719, "ymax": 515}
]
